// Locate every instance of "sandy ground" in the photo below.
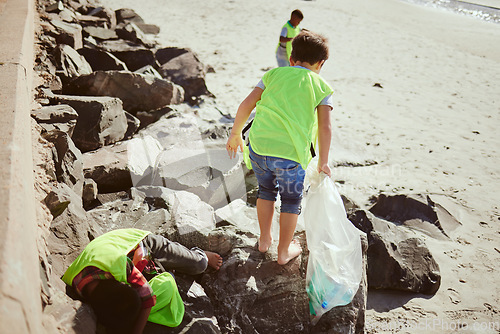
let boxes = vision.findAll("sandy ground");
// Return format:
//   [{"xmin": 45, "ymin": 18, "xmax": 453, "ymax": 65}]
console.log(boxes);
[{"xmin": 99, "ymin": 0, "xmax": 500, "ymax": 332}]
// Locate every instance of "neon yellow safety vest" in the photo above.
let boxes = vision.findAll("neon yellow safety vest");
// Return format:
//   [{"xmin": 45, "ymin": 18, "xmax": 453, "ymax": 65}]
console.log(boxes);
[
  {"xmin": 249, "ymin": 66, "xmax": 333, "ymax": 169},
  {"xmin": 277, "ymin": 21, "xmax": 301, "ymax": 62},
  {"xmin": 62, "ymin": 228, "xmax": 185, "ymax": 327},
  {"xmin": 62, "ymin": 228, "xmax": 151, "ymax": 285}
]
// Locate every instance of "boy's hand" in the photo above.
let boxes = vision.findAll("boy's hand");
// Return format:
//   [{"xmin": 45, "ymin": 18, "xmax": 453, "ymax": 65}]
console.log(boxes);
[
  {"xmin": 317, "ymin": 162, "xmax": 331, "ymax": 177},
  {"xmin": 226, "ymin": 133, "xmax": 244, "ymax": 159}
]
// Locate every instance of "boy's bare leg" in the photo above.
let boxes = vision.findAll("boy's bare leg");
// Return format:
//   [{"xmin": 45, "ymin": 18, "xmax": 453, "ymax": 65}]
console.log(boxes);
[
  {"xmin": 277, "ymin": 212, "xmax": 302, "ymax": 265},
  {"xmin": 256, "ymin": 198, "xmax": 275, "ymax": 252},
  {"xmin": 205, "ymin": 251, "xmax": 223, "ymax": 270}
]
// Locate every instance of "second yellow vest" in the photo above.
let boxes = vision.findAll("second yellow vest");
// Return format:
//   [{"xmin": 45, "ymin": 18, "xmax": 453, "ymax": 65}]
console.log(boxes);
[{"xmin": 249, "ymin": 67, "xmax": 333, "ymax": 169}]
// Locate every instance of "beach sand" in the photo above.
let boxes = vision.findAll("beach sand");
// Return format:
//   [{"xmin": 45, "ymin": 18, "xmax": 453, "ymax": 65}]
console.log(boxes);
[{"xmin": 100, "ymin": 0, "xmax": 500, "ymax": 332}]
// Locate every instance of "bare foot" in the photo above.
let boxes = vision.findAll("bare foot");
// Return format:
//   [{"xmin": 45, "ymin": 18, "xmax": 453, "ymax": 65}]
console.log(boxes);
[
  {"xmin": 258, "ymin": 235, "xmax": 273, "ymax": 253},
  {"xmin": 277, "ymin": 240, "xmax": 302, "ymax": 265},
  {"xmin": 205, "ymin": 251, "xmax": 223, "ymax": 270}
]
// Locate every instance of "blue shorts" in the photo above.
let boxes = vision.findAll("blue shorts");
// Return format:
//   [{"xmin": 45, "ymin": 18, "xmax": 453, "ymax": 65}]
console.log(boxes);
[{"xmin": 249, "ymin": 145, "xmax": 306, "ymax": 214}]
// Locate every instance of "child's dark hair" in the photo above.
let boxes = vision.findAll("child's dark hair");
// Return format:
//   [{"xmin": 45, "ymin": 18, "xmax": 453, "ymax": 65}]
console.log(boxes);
[
  {"xmin": 291, "ymin": 30, "xmax": 329, "ymax": 65},
  {"xmin": 291, "ymin": 9, "xmax": 304, "ymax": 20},
  {"xmin": 87, "ymin": 280, "xmax": 141, "ymax": 331}
]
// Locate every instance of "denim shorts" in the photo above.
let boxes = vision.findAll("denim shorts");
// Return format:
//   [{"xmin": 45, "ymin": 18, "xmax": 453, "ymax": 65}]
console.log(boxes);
[{"xmin": 249, "ymin": 145, "xmax": 306, "ymax": 214}]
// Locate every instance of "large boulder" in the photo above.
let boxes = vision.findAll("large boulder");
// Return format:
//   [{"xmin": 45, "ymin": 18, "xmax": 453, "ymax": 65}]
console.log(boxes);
[
  {"xmin": 49, "ymin": 94, "xmax": 128, "ymax": 152},
  {"xmin": 63, "ymin": 71, "xmax": 184, "ymax": 113},
  {"xmin": 349, "ymin": 209, "xmax": 441, "ymax": 294},
  {"xmin": 201, "ymin": 227, "xmax": 367, "ymax": 334},
  {"xmin": 157, "ymin": 47, "xmax": 211, "ymax": 99},
  {"xmin": 82, "ymin": 135, "xmax": 163, "ymax": 193},
  {"xmin": 132, "ymin": 187, "xmax": 216, "ymax": 250},
  {"xmin": 31, "ymin": 104, "xmax": 79, "ymax": 136},
  {"xmin": 151, "ymin": 148, "xmax": 247, "ymax": 210}
]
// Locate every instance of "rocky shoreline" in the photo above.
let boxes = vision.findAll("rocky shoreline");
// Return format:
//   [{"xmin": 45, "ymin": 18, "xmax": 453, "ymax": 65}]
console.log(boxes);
[{"xmin": 31, "ymin": 0, "xmax": 465, "ymax": 333}]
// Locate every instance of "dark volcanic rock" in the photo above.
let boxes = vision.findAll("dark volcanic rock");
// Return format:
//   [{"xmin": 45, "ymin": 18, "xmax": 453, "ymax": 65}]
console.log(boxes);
[{"xmin": 63, "ymin": 70, "xmax": 184, "ymax": 113}]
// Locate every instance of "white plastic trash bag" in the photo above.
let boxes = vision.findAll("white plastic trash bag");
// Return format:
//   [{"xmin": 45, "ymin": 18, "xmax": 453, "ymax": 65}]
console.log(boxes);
[{"xmin": 301, "ymin": 158, "xmax": 364, "ymax": 324}]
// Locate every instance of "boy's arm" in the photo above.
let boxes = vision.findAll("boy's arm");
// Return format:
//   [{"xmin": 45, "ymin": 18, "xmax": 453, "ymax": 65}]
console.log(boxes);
[
  {"xmin": 226, "ymin": 87, "xmax": 263, "ymax": 159},
  {"xmin": 317, "ymin": 104, "xmax": 332, "ymax": 176}
]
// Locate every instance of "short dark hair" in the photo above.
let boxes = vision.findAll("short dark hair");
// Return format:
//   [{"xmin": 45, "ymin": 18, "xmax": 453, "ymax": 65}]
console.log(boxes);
[
  {"xmin": 291, "ymin": 30, "xmax": 329, "ymax": 65},
  {"xmin": 291, "ymin": 9, "xmax": 304, "ymax": 20},
  {"xmin": 87, "ymin": 280, "xmax": 141, "ymax": 331}
]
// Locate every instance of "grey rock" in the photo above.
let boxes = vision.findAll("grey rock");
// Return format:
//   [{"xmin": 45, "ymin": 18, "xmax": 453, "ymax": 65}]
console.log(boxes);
[
  {"xmin": 82, "ymin": 141, "xmax": 132, "ymax": 193},
  {"xmin": 53, "ymin": 44, "xmax": 92, "ymax": 82},
  {"xmin": 83, "ymin": 26, "xmax": 118, "ymax": 40},
  {"xmin": 63, "ymin": 71, "xmax": 184, "ymax": 113},
  {"xmin": 133, "ymin": 187, "xmax": 216, "ymax": 250},
  {"xmin": 98, "ymin": 40, "xmax": 158, "ymax": 71},
  {"xmin": 135, "ymin": 22, "xmax": 160, "ymax": 35},
  {"xmin": 151, "ymin": 148, "xmax": 247, "ymax": 209},
  {"xmin": 43, "ymin": 288, "xmax": 97, "ymax": 334},
  {"xmin": 82, "ymin": 135, "xmax": 164, "ymax": 192},
  {"xmin": 45, "ymin": 1, "xmax": 64, "ymax": 13},
  {"xmin": 124, "ymin": 111, "xmax": 140, "ymax": 139},
  {"xmin": 86, "ymin": 196, "xmax": 150, "ymax": 232},
  {"xmin": 116, "ymin": 22, "xmax": 155, "ymax": 48},
  {"xmin": 49, "ymin": 94, "xmax": 128, "ymax": 152},
  {"xmin": 49, "ymin": 20, "xmax": 83, "ymax": 49},
  {"xmin": 349, "ymin": 209, "xmax": 441, "ymax": 294},
  {"xmin": 369, "ymin": 193, "xmax": 462, "ymax": 239},
  {"xmin": 42, "ymin": 130, "xmax": 84, "ymax": 197},
  {"xmin": 31, "ymin": 104, "xmax": 78, "ymax": 136},
  {"xmin": 77, "ymin": 48, "xmax": 128, "ymax": 71},
  {"xmin": 158, "ymin": 49, "xmax": 211, "ymax": 99}
]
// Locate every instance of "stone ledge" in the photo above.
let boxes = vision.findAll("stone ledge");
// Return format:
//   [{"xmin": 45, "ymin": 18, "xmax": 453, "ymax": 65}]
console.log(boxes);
[{"xmin": 0, "ymin": 0, "xmax": 42, "ymax": 333}]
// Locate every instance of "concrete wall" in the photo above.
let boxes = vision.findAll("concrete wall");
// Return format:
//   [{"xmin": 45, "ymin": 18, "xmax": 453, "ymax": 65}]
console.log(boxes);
[{"xmin": 0, "ymin": 0, "xmax": 43, "ymax": 332}]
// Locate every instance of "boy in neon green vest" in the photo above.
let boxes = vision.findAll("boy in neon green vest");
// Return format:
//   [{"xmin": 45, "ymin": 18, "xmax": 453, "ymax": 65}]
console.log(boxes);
[
  {"xmin": 62, "ymin": 228, "xmax": 222, "ymax": 333},
  {"xmin": 226, "ymin": 30, "xmax": 333, "ymax": 265},
  {"xmin": 276, "ymin": 9, "xmax": 303, "ymax": 67}
]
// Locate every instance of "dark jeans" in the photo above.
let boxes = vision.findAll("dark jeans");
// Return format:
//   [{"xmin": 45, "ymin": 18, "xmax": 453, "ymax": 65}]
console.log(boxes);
[{"xmin": 142, "ymin": 234, "xmax": 208, "ymax": 276}]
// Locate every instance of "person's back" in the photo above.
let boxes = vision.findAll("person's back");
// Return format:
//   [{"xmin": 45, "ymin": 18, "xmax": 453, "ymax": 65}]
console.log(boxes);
[
  {"xmin": 249, "ymin": 65, "xmax": 332, "ymax": 168},
  {"xmin": 227, "ymin": 30, "xmax": 334, "ymax": 265}
]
